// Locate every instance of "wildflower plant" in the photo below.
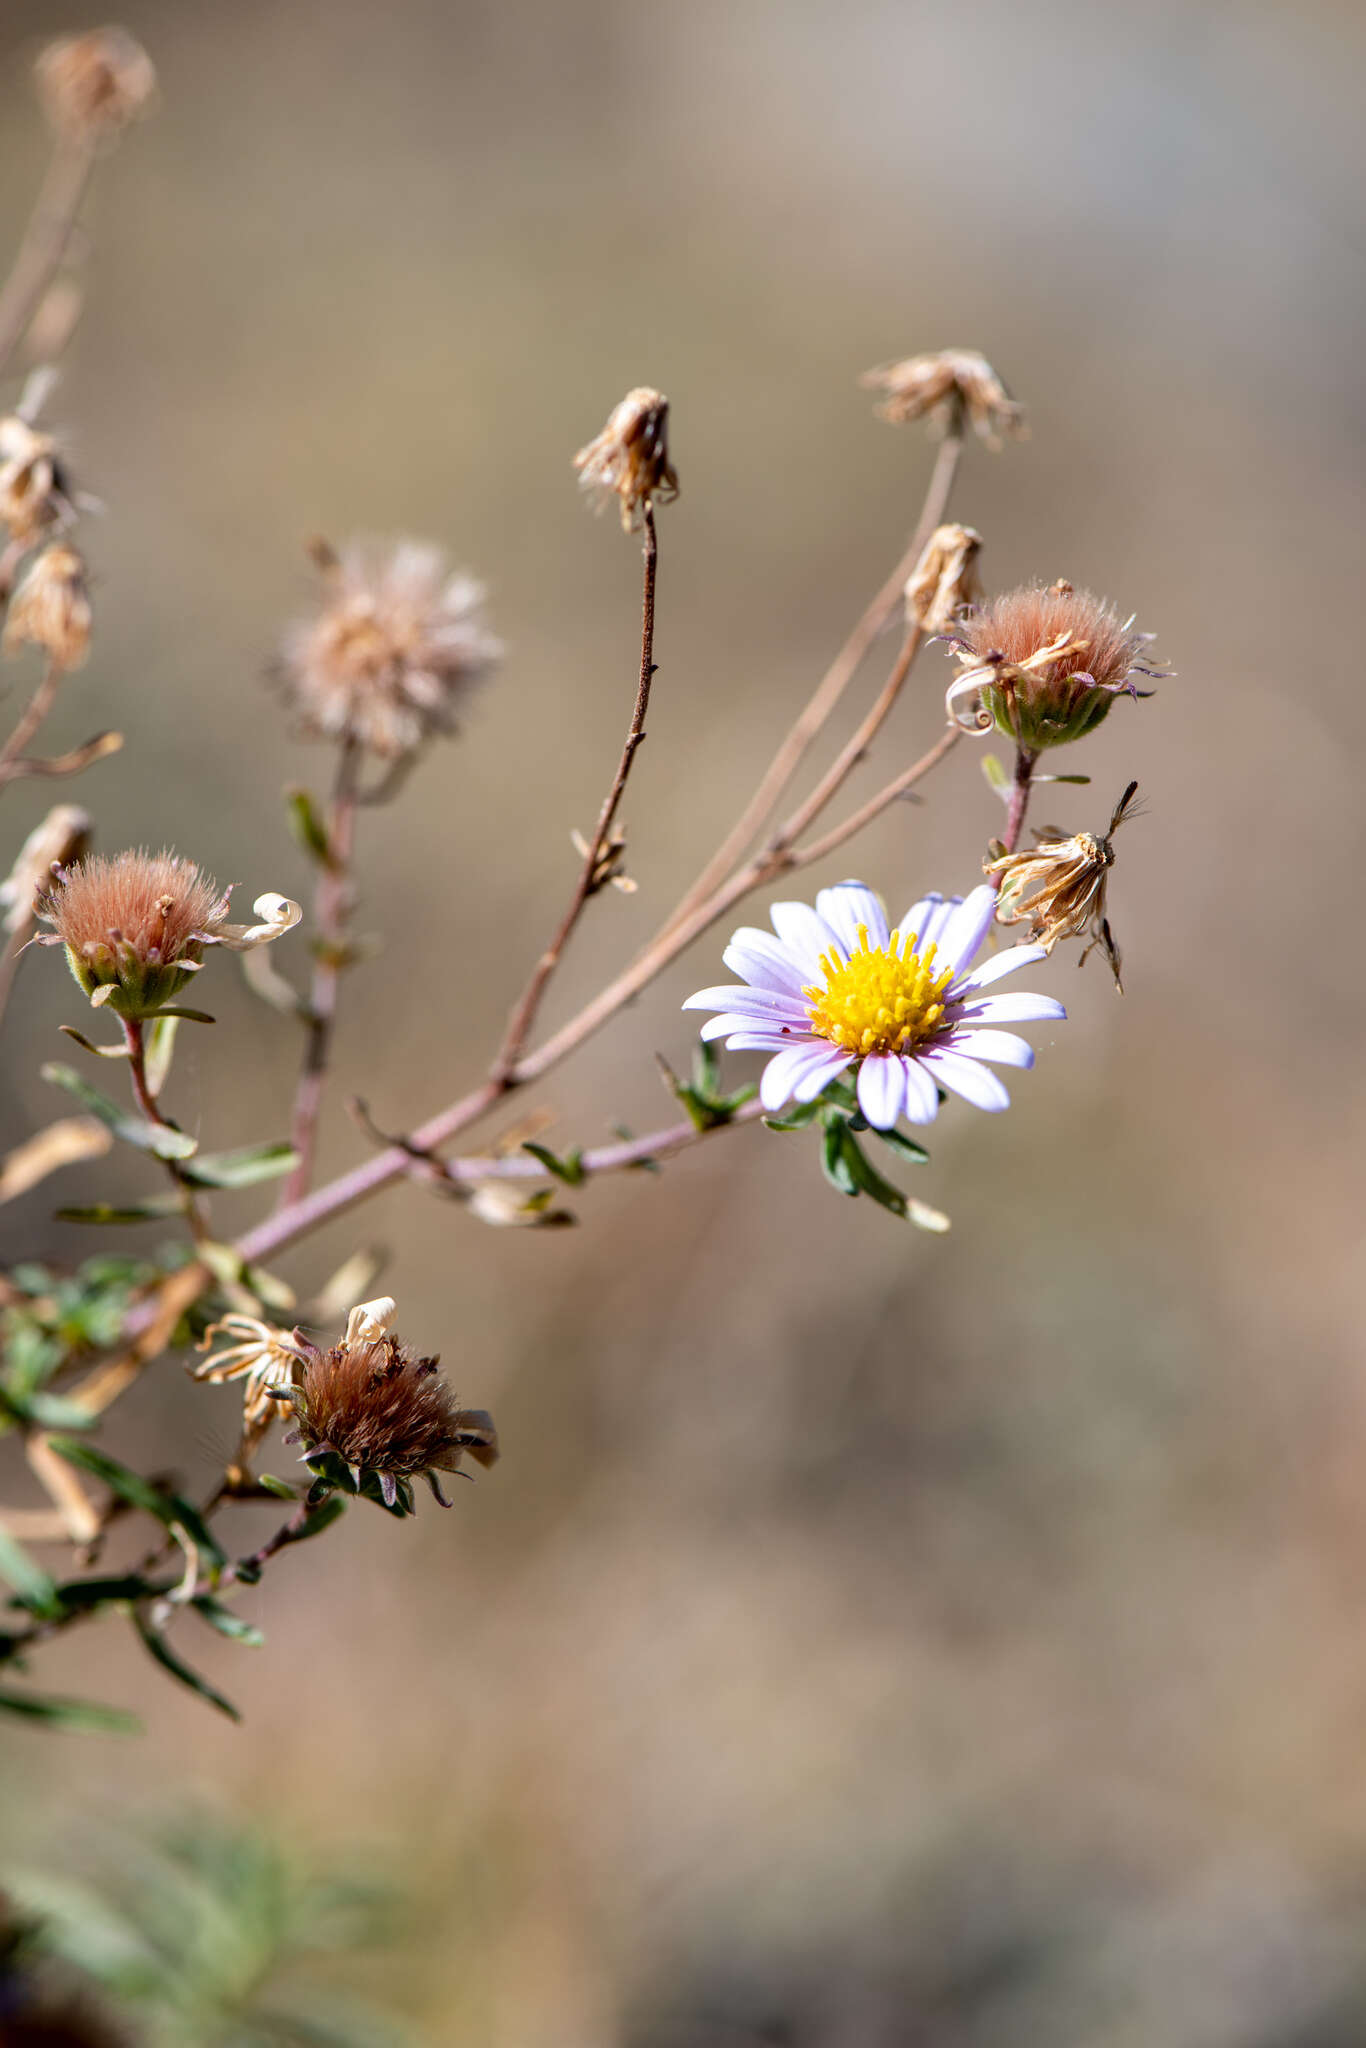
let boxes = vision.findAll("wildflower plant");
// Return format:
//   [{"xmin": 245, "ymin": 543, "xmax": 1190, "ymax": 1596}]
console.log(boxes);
[{"xmin": 0, "ymin": 34, "xmax": 1165, "ymax": 1731}]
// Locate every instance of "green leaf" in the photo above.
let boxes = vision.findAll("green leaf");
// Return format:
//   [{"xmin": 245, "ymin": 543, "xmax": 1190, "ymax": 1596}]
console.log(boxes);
[
  {"xmin": 56, "ymin": 1196, "xmax": 187, "ymax": 1225},
  {"xmin": 0, "ymin": 1685, "xmax": 140, "ymax": 1733},
  {"xmin": 57, "ymin": 1025, "xmax": 129, "ymax": 1059},
  {"xmin": 179, "ymin": 1141, "xmax": 300, "ymax": 1190},
  {"xmin": 48, "ymin": 1573, "xmax": 170, "ymax": 1611},
  {"xmin": 0, "ymin": 1526, "xmax": 60, "ymax": 1618},
  {"xmin": 190, "ymin": 1596, "xmax": 264, "ymax": 1647},
  {"xmin": 762, "ymin": 1098, "xmax": 826, "ymax": 1132},
  {"xmin": 40, "ymin": 1063, "xmax": 198, "ymax": 1161},
  {"xmin": 835, "ymin": 1126, "xmax": 908, "ymax": 1219},
  {"xmin": 1034, "ymin": 772, "xmax": 1092, "ymax": 785},
  {"xmin": 871, "ymin": 1124, "xmax": 931, "ymax": 1164},
  {"xmin": 132, "ymin": 1611, "xmax": 240, "ymax": 1721},
  {"xmin": 521, "ymin": 1141, "xmax": 586, "ymax": 1187},
  {"xmin": 0, "ymin": 1387, "xmax": 100, "ymax": 1431},
  {"xmin": 257, "ymin": 1474, "xmax": 296, "ymax": 1500},
  {"xmin": 295, "ymin": 1493, "xmax": 347, "ymax": 1541},
  {"xmin": 820, "ymin": 1117, "xmax": 859, "ymax": 1197},
  {"xmin": 143, "ymin": 1013, "xmax": 179, "ymax": 1096},
  {"xmin": 47, "ymin": 1439, "xmax": 227, "ymax": 1573},
  {"xmin": 981, "ymin": 752, "xmax": 1009, "ymax": 794},
  {"xmin": 286, "ymin": 785, "xmax": 333, "ymax": 865}
]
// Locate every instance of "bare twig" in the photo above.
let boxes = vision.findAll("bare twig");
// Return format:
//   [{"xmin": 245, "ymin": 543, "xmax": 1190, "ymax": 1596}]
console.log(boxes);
[
  {"xmin": 0, "ymin": 658, "xmax": 64, "ymax": 784},
  {"xmin": 999, "ymin": 745, "xmax": 1037, "ymax": 860},
  {"xmin": 0, "ymin": 730, "xmax": 122, "ymax": 784},
  {"xmin": 0, "ymin": 136, "xmax": 96, "ymax": 374},
  {"xmin": 279, "ymin": 739, "xmax": 361, "ymax": 1207}
]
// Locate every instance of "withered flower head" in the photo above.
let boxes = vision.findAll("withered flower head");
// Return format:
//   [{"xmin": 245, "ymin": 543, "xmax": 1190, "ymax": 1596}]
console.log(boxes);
[
  {"xmin": 36, "ymin": 848, "xmax": 300, "ymax": 1018},
  {"xmin": 3, "ymin": 543, "xmax": 91, "ymax": 669},
  {"xmin": 904, "ymin": 522, "xmax": 982, "ymax": 634},
  {"xmin": 282, "ymin": 1300, "xmax": 498, "ymax": 1512},
  {"xmin": 861, "ymin": 349, "xmax": 1026, "ymax": 447},
  {"xmin": 278, "ymin": 538, "xmax": 503, "ymax": 761},
  {"xmin": 0, "ymin": 417, "xmax": 75, "ymax": 549},
  {"xmin": 573, "ymin": 387, "xmax": 678, "ymax": 531},
  {"xmin": 945, "ymin": 580, "xmax": 1166, "ymax": 751},
  {"xmin": 35, "ymin": 27, "xmax": 156, "ymax": 143},
  {"xmin": 0, "ymin": 804, "xmax": 91, "ymax": 934},
  {"xmin": 986, "ymin": 780, "xmax": 1140, "ymax": 991}
]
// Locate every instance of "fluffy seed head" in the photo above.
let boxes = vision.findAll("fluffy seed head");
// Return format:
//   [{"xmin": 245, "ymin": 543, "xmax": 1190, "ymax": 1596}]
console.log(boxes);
[
  {"xmin": 904, "ymin": 522, "xmax": 982, "ymax": 633},
  {"xmin": 3, "ymin": 543, "xmax": 91, "ymax": 669},
  {"xmin": 946, "ymin": 581, "xmax": 1164, "ymax": 750},
  {"xmin": 278, "ymin": 538, "xmax": 503, "ymax": 761},
  {"xmin": 35, "ymin": 27, "xmax": 156, "ymax": 143},
  {"xmin": 573, "ymin": 387, "xmax": 678, "ymax": 531},
  {"xmin": 38, "ymin": 849, "xmax": 226, "ymax": 1016},
  {"xmin": 861, "ymin": 349, "xmax": 1026, "ymax": 447}
]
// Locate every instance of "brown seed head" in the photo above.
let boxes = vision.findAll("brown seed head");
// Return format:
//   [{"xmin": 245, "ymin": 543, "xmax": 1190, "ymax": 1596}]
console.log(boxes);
[
  {"xmin": 38, "ymin": 848, "xmax": 227, "ymax": 1015},
  {"xmin": 3, "ymin": 543, "xmax": 91, "ymax": 669},
  {"xmin": 861, "ymin": 348, "xmax": 1026, "ymax": 447},
  {"xmin": 0, "ymin": 803, "xmax": 92, "ymax": 935},
  {"xmin": 946, "ymin": 581, "xmax": 1164, "ymax": 750},
  {"xmin": 278, "ymin": 539, "xmax": 502, "ymax": 761},
  {"xmin": 904, "ymin": 523, "xmax": 983, "ymax": 634},
  {"xmin": 0, "ymin": 418, "xmax": 72, "ymax": 549},
  {"xmin": 573, "ymin": 387, "xmax": 678, "ymax": 531},
  {"xmin": 985, "ymin": 780, "xmax": 1140, "ymax": 990},
  {"xmin": 35, "ymin": 27, "xmax": 156, "ymax": 143},
  {"xmin": 291, "ymin": 1333, "xmax": 499, "ymax": 1491}
]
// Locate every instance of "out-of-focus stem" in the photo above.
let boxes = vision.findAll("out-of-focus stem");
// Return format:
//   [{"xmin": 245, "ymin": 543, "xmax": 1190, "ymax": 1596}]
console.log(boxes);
[
  {"xmin": 279, "ymin": 740, "xmax": 361, "ymax": 1207},
  {"xmin": 0, "ymin": 137, "xmax": 96, "ymax": 373},
  {"xmin": 0, "ymin": 658, "xmax": 64, "ymax": 788}
]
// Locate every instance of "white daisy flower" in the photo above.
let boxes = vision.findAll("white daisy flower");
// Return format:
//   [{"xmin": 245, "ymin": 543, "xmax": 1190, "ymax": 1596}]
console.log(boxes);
[{"xmin": 683, "ymin": 881, "xmax": 1064, "ymax": 1128}]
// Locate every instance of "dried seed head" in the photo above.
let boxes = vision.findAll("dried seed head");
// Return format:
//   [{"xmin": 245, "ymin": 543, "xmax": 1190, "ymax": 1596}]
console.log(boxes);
[
  {"xmin": 36, "ymin": 849, "xmax": 300, "ymax": 1017},
  {"xmin": 3, "ymin": 543, "xmax": 91, "ymax": 669},
  {"xmin": 904, "ymin": 523, "xmax": 983, "ymax": 634},
  {"xmin": 945, "ymin": 581, "xmax": 1165, "ymax": 750},
  {"xmin": 861, "ymin": 349, "xmax": 1026, "ymax": 447},
  {"xmin": 573, "ymin": 387, "xmax": 678, "ymax": 531},
  {"xmin": 35, "ymin": 27, "xmax": 156, "ymax": 143},
  {"xmin": 288, "ymin": 1330, "xmax": 499, "ymax": 1510},
  {"xmin": 0, "ymin": 417, "xmax": 74, "ymax": 549},
  {"xmin": 0, "ymin": 803, "xmax": 91, "ymax": 934},
  {"xmin": 985, "ymin": 780, "xmax": 1140, "ymax": 990},
  {"xmin": 278, "ymin": 539, "xmax": 502, "ymax": 761}
]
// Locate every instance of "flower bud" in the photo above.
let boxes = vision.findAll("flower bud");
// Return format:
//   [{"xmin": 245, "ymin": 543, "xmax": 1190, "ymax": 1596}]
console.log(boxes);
[
  {"xmin": 573, "ymin": 387, "xmax": 678, "ymax": 531},
  {"xmin": 3, "ymin": 543, "xmax": 91, "ymax": 669},
  {"xmin": 945, "ymin": 582, "xmax": 1165, "ymax": 750},
  {"xmin": 861, "ymin": 349, "xmax": 1026, "ymax": 447},
  {"xmin": 35, "ymin": 27, "xmax": 156, "ymax": 144},
  {"xmin": 904, "ymin": 523, "xmax": 982, "ymax": 634},
  {"xmin": 36, "ymin": 849, "xmax": 299, "ymax": 1018}
]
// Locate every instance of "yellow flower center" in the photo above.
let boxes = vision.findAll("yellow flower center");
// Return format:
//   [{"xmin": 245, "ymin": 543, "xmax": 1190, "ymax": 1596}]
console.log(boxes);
[{"xmin": 804, "ymin": 926, "xmax": 955, "ymax": 1057}]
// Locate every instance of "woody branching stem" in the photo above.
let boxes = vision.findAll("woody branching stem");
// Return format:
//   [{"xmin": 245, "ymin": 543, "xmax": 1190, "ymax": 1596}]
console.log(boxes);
[
  {"xmin": 489, "ymin": 501, "xmax": 659, "ymax": 1085},
  {"xmin": 0, "ymin": 134, "xmax": 96, "ymax": 374},
  {"xmin": 280, "ymin": 738, "xmax": 361, "ymax": 1206},
  {"xmin": 658, "ymin": 416, "xmax": 965, "ymax": 938}
]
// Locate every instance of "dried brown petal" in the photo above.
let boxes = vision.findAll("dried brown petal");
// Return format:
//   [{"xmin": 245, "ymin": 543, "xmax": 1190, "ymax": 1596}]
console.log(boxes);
[
  {"xmin": 3, "ymin": 543, "xmax": 91, "ymax": 669},
  {"xmin": 573, "ymin": 387, "xmax": 678, "ymax": 531},
  {"xmin": 861, "ymin": 349, "xmax": 1026, "ymax": 447},
  {"xmin": 904, "ymin": 523, "xmax": 982, "ymax": 634}
]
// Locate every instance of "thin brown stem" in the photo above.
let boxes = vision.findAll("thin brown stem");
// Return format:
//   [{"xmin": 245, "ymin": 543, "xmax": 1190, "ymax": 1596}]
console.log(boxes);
[
  {"xmin": 279, "ymin": 741, "xmax": 361, "ymax": 1207},
  {"xmin": 1000, "ymin": 745, "xmax": 1037, "ymax": 860},
  {"xmin": 658, "ymin": 423, "xmax": 964, "ymax": 938},
  {"xmin": 489, "ymin": 502, "xmax": 660, "ymax": 1084},
  {"xmin": 788, "ymin": 723, "xmax": 963, "ymax": 869},
  {"xmin": 0, "ymin": 658, "xmax": 64, "ymax": 786},
  {"xmin": 0, "ymin": 137, "xmax": 96, "ymax": 374}
]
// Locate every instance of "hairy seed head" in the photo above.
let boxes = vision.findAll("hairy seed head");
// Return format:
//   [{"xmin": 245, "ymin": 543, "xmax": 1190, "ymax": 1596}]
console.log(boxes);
[
  {"xmin": 946, "ymin": 581, "xmax": 1165, "ymax": 750},
  {"xmin": 291, "ymin": 1334, "xmax": 499, "ymax": 1490},
  {"xmin": 35, "ymin": 27, "xmax": 156, "ymax": 143},
  {"xmin": 861, "ymin": 349, "xmax": 1026, "ymax": 447}
]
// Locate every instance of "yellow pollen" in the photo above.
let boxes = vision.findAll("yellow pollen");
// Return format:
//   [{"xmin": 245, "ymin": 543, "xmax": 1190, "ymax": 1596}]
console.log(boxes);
[{"xmin": 803, "ymin": 925, "xmax": 955, "ymax": 1058}]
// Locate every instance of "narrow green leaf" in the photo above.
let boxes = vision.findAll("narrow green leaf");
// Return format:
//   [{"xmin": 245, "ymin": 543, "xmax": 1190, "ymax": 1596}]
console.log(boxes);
[
  {"xmin": 0, "ymin": 1685, "xmax": 140, "ymax": 1733},
  {"xmin": 872, "ymin": 1124, "xmax": 931, "ymax": 1164},
  {"xmin": 143, "ymin": 1013, "xmax": 179, "ymax": 1096},
  {"xmin": 762, "ymin": 1098, "xmax": 825, "ymax": 1132},
  {"xmin": 56, "ymin": 1196, "xmax": 187, "ymax": 1225},
  {"xmin": 836, "ymin": 1127, "xmax": 908, "ymax": 1218},
  {"xmin": 47, "ymin": 1439, "xmax": 227, "ymax": 1572},
  {"xmin": 179, "ymin": 1141, "xmax": 299, "ymax": 1190},
  {"xmin": 132, "ymin": 1611, "xmax": 240, "ymax": 1721},
  {"xmin": 40, "ymin": 1063, "xmax": 198, "ymax": 1161},
  {"xmin": 57, "ymin": 1026, "xmax": 129, "ymax": 1059},
  {"xmin": 190, "ymin": 1596, "xmax": 264, "ymax": 1647},
  {"xmin": 0, "ymin": 1526, "xmax": 60, "ymax": 1617},
  {"xmin": 48, "ymin": 1573, "xmax": 170, "ymax": 1611},
  {"xmin": 257, "ymin": 1474, "xmax": 296, "ymax": 1501},
  {"xmin": 521, "ymin": 1141, "xmax": 586, "ymax": 1187},
  {"xmin": 981, "ymin": 752, "xmax": 1009, "ymax": 794},
  {"xmin": 820, "ymin": 1118, "xmax": 858, "ymax": 1197},
  {"xmin": 1034, "ymin": 772, "xmax": 1091, "ymax": 785},
  {"xmin": 0, "ymin": 1388, "xmax": 100, "ymax": 1431},
  {"xmin": 286, "ymin": 785, "xmax": 333, "ymax": 864}
]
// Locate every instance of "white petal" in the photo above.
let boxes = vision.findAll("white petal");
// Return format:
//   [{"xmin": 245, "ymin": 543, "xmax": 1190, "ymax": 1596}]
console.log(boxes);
[
  {"xmin": 760, "ymin": 1039, "xmax": 846, "ymax": 1112},
  {"xmin": 941, "ymin": 1027, "xmax": 1035, "ymax": 1068},
  {"xmin": 769, "ymin": 900, "xmax": 841, "ymax": 978},
  {"xmin": 952, "ymin": 991, "xmax": 1066, "ymax": 1025},
  {"xmin": 790, "ymin": 1047, "xmax": 855, "ymax": 1102},
  {"xmin": 682, "ymin": 984, "xmax": 807, "ymax": 1020},
  {"xmin": 856, "ymin": 1052, "xmax": 907, "ymax": 1128},
  {"xmin": 936, "ymin": 885, "xmax": 998, "ymax": 976},
  {"xmin": 900, "ymin": 891, "xmax": 944, "ymax": 947},
  {"xmin": 952, "ymin": 941, "xmax": 1049, "ymax": 994},
  {"xmin": 900, "ymin": 1057, "xmax": 941, "ymax": 1124},
  {"xmin": 922, "ymin": 1047, "xmax": 1012, "ymax": 1112},
  {"xmin": 722, "ymin": 1029, "xmax": 808, "ymax": 1052},
  {"xmin": 816, "ymin": 882, "xmax": 889, "ymax": 955},
  {"xmin": 722, "ymin": 930, "xmax": 810, "ymax": 996}
]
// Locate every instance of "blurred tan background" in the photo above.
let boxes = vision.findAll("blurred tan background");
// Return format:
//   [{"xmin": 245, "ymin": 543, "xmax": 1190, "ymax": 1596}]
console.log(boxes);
[{"xmin": 2, "ymin": 0, "xmax": 1366, "ymax": 2040}]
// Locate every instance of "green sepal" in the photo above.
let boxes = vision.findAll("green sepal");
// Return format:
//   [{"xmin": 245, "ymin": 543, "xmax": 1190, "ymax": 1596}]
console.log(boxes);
[
  {"xmin": 0, "ymin": 1685, "xmax": 140, "ymax": 1734},
  {"xmin": 522, "ymin": 1141, "xmax": 586, "ymax": 1186},
  {"xmin": 132, "ymin": 1610, "xmax": 240, "ymax": 1721},
  {"xmin": 286, "ymin": 784, "xmax": 333, "ymax": 865},
  {"xmin": 47, "ymin": 1438, "xmax": 227, "ymax": 1573},
  {"xmin": 190, "ymin": 1596, "xmax": 264, "ymax": 1647},
  {"xmin": 41, "ymin": 1063, "xmax": 198, "ymax": 1161},
  {"xmin": 178, "ymin": 1141, "xmax": 299, "ymax": 1190}
]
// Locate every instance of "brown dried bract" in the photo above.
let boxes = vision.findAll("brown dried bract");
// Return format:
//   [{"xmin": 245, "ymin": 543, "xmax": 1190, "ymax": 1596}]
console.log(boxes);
[
  {"xmin": 573, "ymin": 387, "xmax": 678, "ymax": 531},
  {"xmin": 292, "ymin": 1334, "xmax": 499, "ymax": 1501},
  {"xmin": 986, "ymin": 780, "xmax": 1141, "ymax": 991},
  {"xmin": 904, "ymin": 523, "xmax": 982, "ymax": 634},
  {"xmin": 35, "ymin": 27, "xmax": 156, "ymax": 143},
  {"xmin": 278, "ymin": 538, "xmax": 503, "ymax": 760},
  {"xmin": 3, "ymin": 543, "xmax": 91, "ymax": 669},
  {"xmin": 861, "ymin": 349, "xmax": 1026, "ymax": 447}
]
